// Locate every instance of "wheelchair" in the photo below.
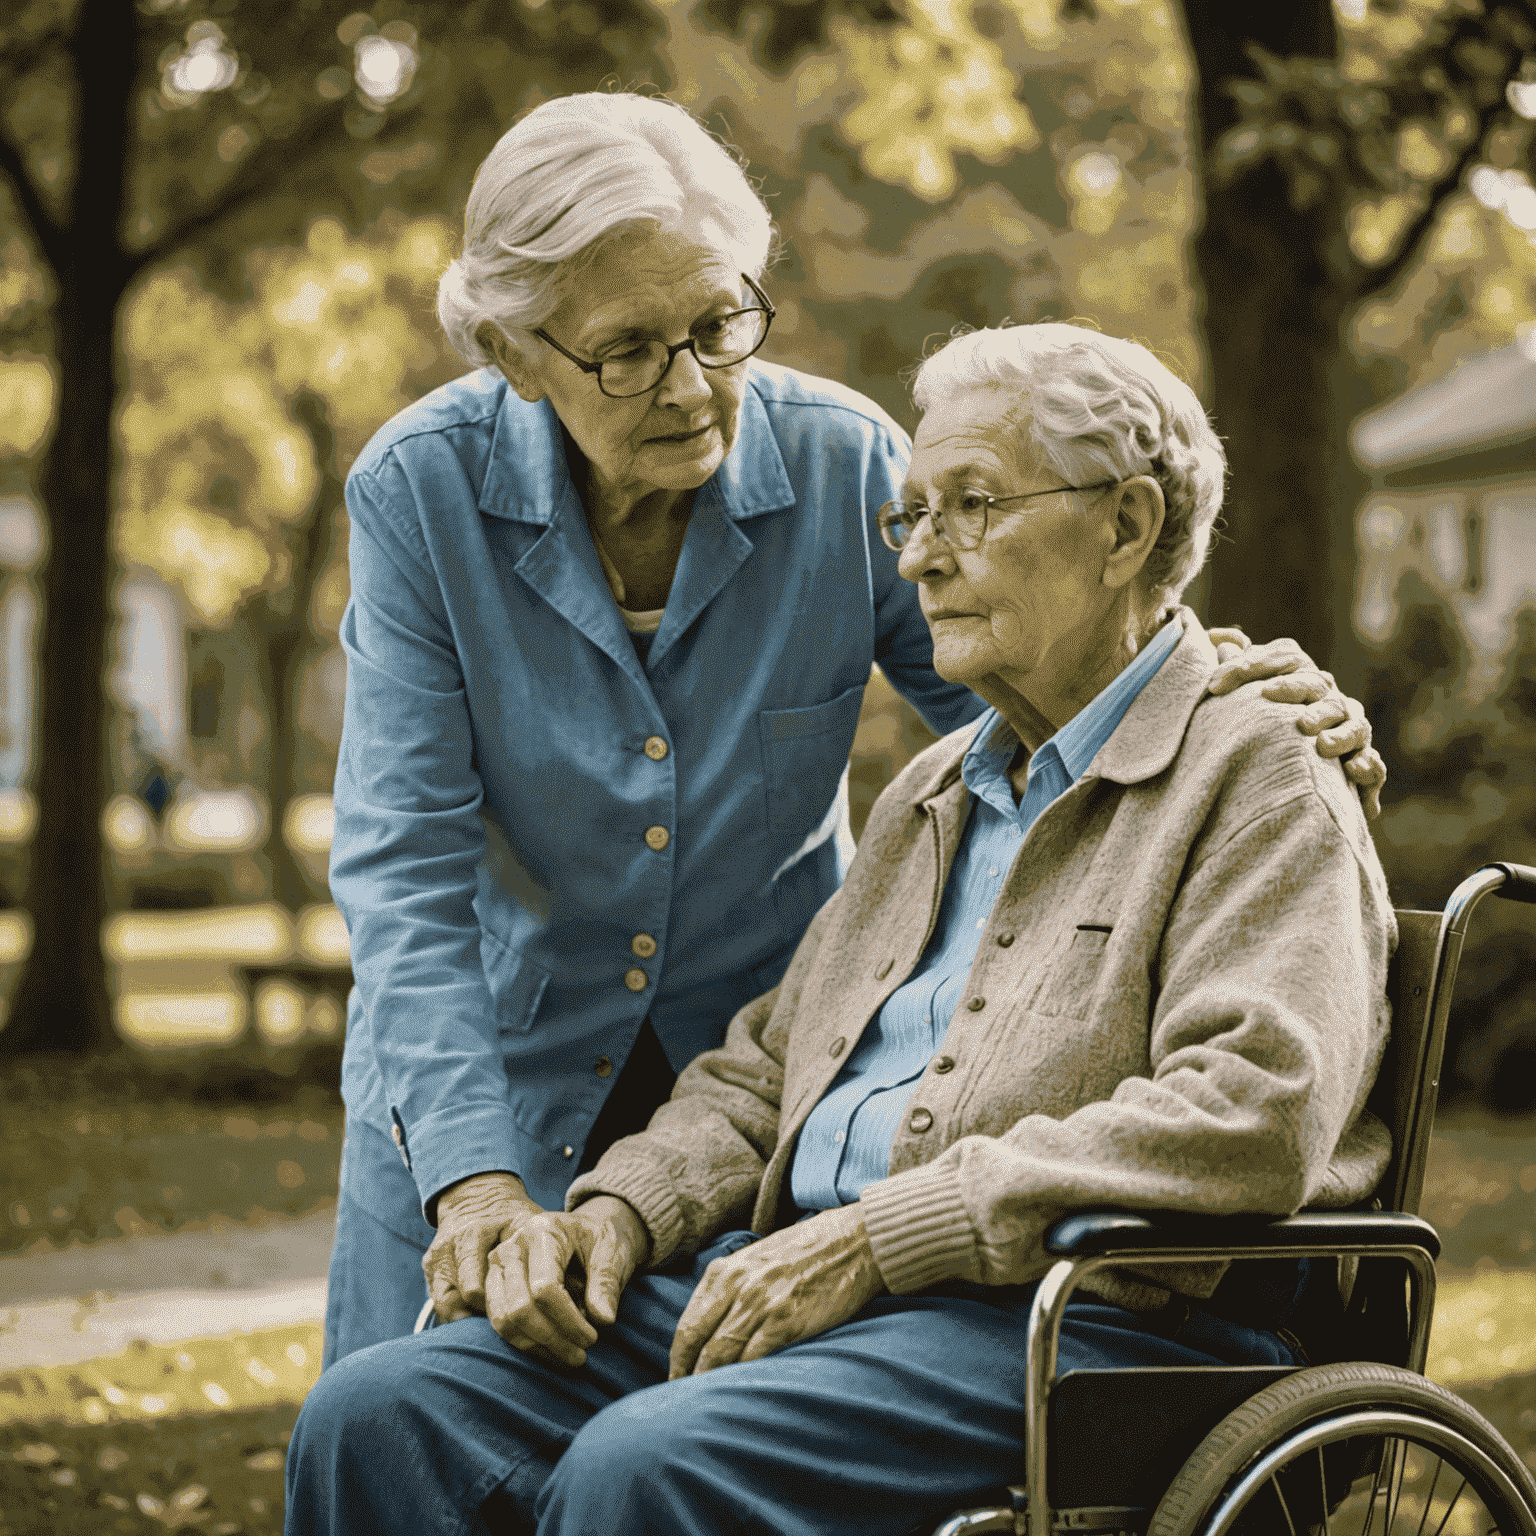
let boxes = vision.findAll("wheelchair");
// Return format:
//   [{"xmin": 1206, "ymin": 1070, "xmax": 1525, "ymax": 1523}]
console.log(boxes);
[{"xmin": 931, "ymin": 860, "xmax": 1536, "ymax": 1536}]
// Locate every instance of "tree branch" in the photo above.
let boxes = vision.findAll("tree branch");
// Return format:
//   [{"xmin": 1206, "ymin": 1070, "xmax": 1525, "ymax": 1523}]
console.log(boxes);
[
  {"xmin": 0, "ymin": 126, "xmax": 67, "ymax": 276},
  {"xmin": 124, "ymin": 98, "xmax": 358, "ymax": 276},
  {"xmin": 1352, "ymin": 118, "xmax": 1505, "ymax": 303}
]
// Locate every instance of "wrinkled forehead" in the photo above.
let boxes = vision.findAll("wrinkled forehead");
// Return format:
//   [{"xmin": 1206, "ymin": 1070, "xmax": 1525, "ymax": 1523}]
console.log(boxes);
[{"xmin": 906, "ymin": 383, "xmax": 1044, "ymax": 491}]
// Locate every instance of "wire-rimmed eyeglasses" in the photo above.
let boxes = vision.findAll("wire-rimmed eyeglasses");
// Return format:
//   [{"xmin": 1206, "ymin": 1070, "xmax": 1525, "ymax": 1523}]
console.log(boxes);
[
  {"xmin": 876, "ymin": 481, "xmax": 1121, "ymax": 553},
  {"xmin": 534, "ymin": 273, "xmax": 775, "ymax": 399}
]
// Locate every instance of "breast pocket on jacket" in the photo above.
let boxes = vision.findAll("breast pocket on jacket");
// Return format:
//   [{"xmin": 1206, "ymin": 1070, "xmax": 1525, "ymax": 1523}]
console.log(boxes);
[
  {"xmin": 758, "ymin": 684, "xmax": 865, "ymax": 838},
  {"xmin": 480, "ymin": 927, "xmax": 552, "ymax": 1038},
  {"xmin": 1032, "ymin": 926, "xmax": 1111, "ymax": 1019}
]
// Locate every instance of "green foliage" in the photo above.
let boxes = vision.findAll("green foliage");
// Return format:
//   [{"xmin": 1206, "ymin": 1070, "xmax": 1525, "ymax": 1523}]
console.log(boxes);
[{"xmin": 1209, "ymin": 0, "xmax": 1535, "ymax": 281}]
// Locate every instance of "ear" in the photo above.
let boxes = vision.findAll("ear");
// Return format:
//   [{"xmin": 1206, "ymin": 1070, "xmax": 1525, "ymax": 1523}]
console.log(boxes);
[
  {"xmin": 1101, "ymin": 476, "xmax": 1165, "ymax": 592},
  {"xmin": 479, "ymin": 323, "xmax": 547, "ymax": 404}
]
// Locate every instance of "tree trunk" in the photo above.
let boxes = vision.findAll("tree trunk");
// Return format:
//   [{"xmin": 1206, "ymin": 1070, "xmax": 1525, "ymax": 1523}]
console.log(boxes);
[
  {"xmin": 0, "ymin": 0, "xmax": 135, "ymax": 1055},
  {"xmin": 1183, "ymin": 0, "xmax": 1351, "ymax": 670},
  {"xmin": 254, "ymin": 392, "xmax": 341, "ymax": 915}
]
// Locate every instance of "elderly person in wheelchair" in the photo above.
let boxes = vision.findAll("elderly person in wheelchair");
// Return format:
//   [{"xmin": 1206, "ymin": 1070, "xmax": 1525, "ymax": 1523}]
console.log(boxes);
[{"xmin": 286, "ymin": 321, "xmax": 1407, "ymax": 1536}]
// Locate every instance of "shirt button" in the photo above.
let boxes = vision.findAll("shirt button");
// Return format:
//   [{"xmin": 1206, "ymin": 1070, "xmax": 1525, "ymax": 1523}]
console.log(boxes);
[
  {"xmin": 967, "ymin": 996, "xmax": 986, "ymax": 1011},
  {"xmin": 594, "ymin": 1056, "xmax": 614, "ymax": 1077},
  {"xmin": 989, "ymin": 867, "xmax": 998, "ymax": 877},
  {"xmin": 833, "ymin": 1129, "xmax": 846, "ymax": 1144},
  {"xmin": 631, "ymin": 933, "xmax": 657, "ymax": 958},
  {"xmin": 828, "ymin": 1036, "xmax": 846, "ymax": 1058},
  {"xmin": 644, "ymin": 826, "xmax": 670, "ymax": 851},
  {"xmin": 909, "ymin": 1108, "xmax": 933, "ymax": 1133},
  {"xmin": 1012, "ymin": 825, "xmax": 1022, "ymax": 837},
  {"xmin": 562, "ymin": 1145, "xmax": 574, "ymax": 1158},
  {"xmin": 875, "ymin": 958, "xmax": 894, "ymax": 979},
  {"xmin": 996, "ymin": 933, "xmax": 1015, "ymax": 948},
  {"xmin": 644, "ymin": 736, "xmax": 669, "ymax": 760},
  {"xmin": 933, "ymin": 1055, "xmax": 955, "ymax": 1073},
  {"xmin": 624, "ymin": 968, "xmax": 648, "ymax": 992},
  {"xmin": 390, "ymin": 1124, "xmax": 404, "ymax": 1146}
]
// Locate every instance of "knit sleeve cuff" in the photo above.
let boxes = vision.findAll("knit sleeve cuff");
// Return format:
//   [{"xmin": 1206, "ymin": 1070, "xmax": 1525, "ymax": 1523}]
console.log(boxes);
[
  {"xmin": 858, "ymin": 1159, "xmax": 982, "ymax": 1294},
  {"xmin": 565, "ymin": 1152, "xmax": 686, "ymax": 1267}
]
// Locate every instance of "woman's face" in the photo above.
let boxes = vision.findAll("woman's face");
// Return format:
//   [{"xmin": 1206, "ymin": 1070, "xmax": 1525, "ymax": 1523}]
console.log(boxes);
[
  {"xmin": 896, "ymin": 383, "xmax": 1125, "ymax": 695},
  {"xmin": 497, "ymin": 226, "xmax": 753, "ymax": 506}
]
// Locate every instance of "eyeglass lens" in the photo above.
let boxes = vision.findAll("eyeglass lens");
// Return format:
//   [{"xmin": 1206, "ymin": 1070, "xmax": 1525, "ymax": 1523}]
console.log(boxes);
[{"xmin": 600, "ymin": 309, "xmax": 770, "ymax": 397}]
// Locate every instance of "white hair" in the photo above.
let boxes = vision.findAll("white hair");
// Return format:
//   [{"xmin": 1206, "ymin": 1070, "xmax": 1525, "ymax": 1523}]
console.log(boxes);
[
  {"xmin": 437, "ymin": 92, "xmax": 774, "ymax": 368},
  {"xmin": 911, "ymin": 323, "xmax": 1227, "ymax": 604}
]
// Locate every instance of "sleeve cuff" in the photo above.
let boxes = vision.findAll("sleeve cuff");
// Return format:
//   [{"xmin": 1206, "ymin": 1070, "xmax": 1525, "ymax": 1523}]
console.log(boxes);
[
  {"xmin": 858, "ymin": 1159, "xmax": 982, "ymax": 1294},
  {"xmin": 565, "ymin": 1152, "xmax": 687, "ymax": 1267},
  {"xmin": 402, "ymin": 1101, "xmax": 530, "ymax": 1228}
]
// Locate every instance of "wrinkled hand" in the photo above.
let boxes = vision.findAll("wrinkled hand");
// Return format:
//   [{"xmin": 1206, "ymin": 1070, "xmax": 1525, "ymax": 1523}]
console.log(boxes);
[
  {"xmin": 485, "ymin": 1196, "xmax": 650, "ymax": 1367},
  {"xmin": 669, "ymin": 1204, "xmax": 885, "ymax": 1379},
  {"xmin": 1204, "ymin": 629, "xmax": 1387, "ymax": 820},
  {"xmin": 424, "ymin": 1172, "xmax": 543, "ymax": 1325}
]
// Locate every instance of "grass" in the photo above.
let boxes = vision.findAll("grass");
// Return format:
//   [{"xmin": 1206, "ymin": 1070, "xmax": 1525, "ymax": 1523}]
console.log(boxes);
[
  {"xmin": 0, "ymin": 1406, "xmax": 294, "ymax": 1536},
  {"xmin": 0, "ymin": 1057, "xmax": 342, "ymax": 1257}
]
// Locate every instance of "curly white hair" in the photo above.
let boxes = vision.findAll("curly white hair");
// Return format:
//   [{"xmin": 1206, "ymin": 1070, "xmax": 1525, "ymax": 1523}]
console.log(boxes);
[{"xmin": 910, "ymin": 323, "xmax": 1227, "ymax": 604}]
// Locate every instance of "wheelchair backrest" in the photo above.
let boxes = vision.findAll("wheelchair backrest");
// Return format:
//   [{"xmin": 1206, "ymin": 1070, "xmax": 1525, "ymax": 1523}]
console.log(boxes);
[{"xmin": 1365, "ymin": 908, "xmax": 1450, "ymax": 1220}]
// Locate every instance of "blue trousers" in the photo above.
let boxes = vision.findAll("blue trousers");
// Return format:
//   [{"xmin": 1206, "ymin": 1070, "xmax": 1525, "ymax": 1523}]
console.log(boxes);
[
  {"xmin": 323, "ymin": 1120, "xmax": 434, "ymax": 1367},
  {"xmin": 288, "ymin": 1230, "xmax": 1300, "ymax": 1536}
]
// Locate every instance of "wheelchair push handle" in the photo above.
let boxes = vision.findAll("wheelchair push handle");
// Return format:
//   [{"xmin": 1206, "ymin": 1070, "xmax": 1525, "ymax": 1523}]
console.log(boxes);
[{"xmin": 1487, "ymin": 860, "xmax": 1536, "ymax": 904}]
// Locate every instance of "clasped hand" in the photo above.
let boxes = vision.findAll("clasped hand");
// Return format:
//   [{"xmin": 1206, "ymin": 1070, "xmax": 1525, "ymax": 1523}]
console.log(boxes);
[
  {"xmin": 427, "ymin": 1177, "xmax": 884, "ymax": 1377},
  {"xmin": 426, "ymin": 1173, "xmax": 651, "ymax": 1366}
]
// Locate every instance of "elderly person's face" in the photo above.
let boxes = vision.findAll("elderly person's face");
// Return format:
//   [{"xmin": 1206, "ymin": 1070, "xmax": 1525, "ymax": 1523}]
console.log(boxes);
[
  {"xmin": 896, "ymin": 384, "xmax": 1164, "ymax": 715},
  {"xmin": 490, "ymin": 226, "xmax": 753, "ymax": 504}
]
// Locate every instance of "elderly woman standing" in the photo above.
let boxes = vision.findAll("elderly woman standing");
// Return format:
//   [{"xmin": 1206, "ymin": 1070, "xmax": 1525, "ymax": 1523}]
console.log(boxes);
[
  {"xmin": 324, "ymin": 92, "xmax": 1382, "ymax": 1365},
  {"xmin": 291, "ymin": 320, "xmax": 1395, "ymax": 1536}
]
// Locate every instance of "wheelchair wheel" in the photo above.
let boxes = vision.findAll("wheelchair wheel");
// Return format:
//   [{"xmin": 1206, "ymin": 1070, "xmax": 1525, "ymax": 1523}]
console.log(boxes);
[{"xmin": 1148, "ymin": 1363, "xmax": 1536, "ymax": 1536}]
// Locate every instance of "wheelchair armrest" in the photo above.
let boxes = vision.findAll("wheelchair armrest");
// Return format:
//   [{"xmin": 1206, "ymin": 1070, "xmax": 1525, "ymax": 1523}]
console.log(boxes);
[{"xmin": 1043, "ymin": 1209, "xmax": 1441, "ymax": 1261}]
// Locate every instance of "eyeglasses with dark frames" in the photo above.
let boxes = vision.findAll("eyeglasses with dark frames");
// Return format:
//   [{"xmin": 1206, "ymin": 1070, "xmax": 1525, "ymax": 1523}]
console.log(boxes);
[
  {"xmin": 877, "ymin": 480, "xmax": 1122, "ymax": 553},
  {"xmin": 533, "ymin": 273, "xmax": 776, "ymax": 399}
]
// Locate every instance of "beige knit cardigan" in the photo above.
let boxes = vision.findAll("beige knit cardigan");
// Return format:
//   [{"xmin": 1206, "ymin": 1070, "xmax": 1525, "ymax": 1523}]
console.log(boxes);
[{"xmin": 568, "ymin": 609, "xmax": 1396, "ymax": 1312}]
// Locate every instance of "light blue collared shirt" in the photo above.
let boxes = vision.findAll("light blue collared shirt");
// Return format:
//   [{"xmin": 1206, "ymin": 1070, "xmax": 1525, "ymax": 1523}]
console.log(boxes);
[{"xmin": 789, "ymin": 616, "xmax": 1184, "ymax": 1212}]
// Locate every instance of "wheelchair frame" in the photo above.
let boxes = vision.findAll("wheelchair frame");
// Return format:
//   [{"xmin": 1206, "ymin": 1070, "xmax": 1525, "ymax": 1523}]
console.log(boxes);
[{"xmin": 933, "ymin": 860, "xmax": 1536, "ymax": 1536}]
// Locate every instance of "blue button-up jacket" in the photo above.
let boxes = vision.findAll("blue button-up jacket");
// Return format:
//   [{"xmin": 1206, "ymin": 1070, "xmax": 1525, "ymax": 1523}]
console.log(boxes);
[{"xmin": 330, "ymin": 361, "xmax": 983, "ymax": 1218}]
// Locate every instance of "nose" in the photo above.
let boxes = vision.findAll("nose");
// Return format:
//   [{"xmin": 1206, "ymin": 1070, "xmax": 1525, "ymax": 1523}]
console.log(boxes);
[
  {"xmin": 896, "ymin": 511, "xmax": 954, "ymax": 584},
  {"xmin": 654, "ymin": 343, "xmax": 712, "ymax": 413}
]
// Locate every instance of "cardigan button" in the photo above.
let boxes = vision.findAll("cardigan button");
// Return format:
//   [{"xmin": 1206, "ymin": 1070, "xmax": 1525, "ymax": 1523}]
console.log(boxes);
[
  {"xmin": 908, "ymin": 1107, "xmax": 933, "ymax": 1133},
  {"xmin": 624, "ymin": 968, "xmax": 648, "ymax": 992},
  {"xmin": 562, "ymin": 1145, "xmax": 574, "ymax": 1158},
  {"xmin": 875, "ymin": 958, "xmax": 894, "ymax": 979},
  {"xmin": 828, "ymin": 1036, "xmax": 846, "ymax": 1059},
  {"xmin": 967, "ymin": 996, "xmax": 986, "ymax": 1011},
  {"xmin": 933, "ymin": 1055, "xmax": 955, "ymax": 1074},
  {"xmin": 644, "ymin": 826, "xmax": 670, "ymax": 851},
  {"xmin": 631, "ymin": 933, "xmax": 657, "ymax": 958},
  {"xmin": 594, "ymin": 1056, "xmax": 614, "ymax": 1077},
  {"xmin": 644, "ymin": 736, "xmax": 669, "ymax": 760},
  {"xmin": 996, "ymin": 933, "xmax": 1015, "ymax": 948}
]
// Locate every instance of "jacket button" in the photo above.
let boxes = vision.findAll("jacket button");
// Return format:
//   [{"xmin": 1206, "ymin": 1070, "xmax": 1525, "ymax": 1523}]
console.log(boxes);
[
  {"xmin": 644, "ymin": 826, "xmax": 670, "ymax": 851},
  {"xmin": 624, "ymin": 968, "xmax": 648, "ymax": 992},
  {"xmin": 996, "ymin": 933, "xmax": 1015, "ymax": 948},
  {"xmin": 631, "ymin": 933, "xmax": 657, "ymax": 958},
  {"xmin": 644, "ymin": 736, "xmax": 669, "ymax": 760},
  {"xmin": 909, "ymin": 1107, "xmax": 933, "ymax": 1133},
  {"xmin": 595, "ymin": 1056, "xmax": 614, "ymax": 1077},
  {"xmin": 967, "ymin": 996, "xmax": 986, "ymax": 1011},
  {"xmin": 875, "ymin": 959, "xmax": 893, "ymax": 979},
  {"xmin": 933, "ymin": 1055, "xmax": 955, "ymax": 1074},
  {"xmin": 562, "ymin": 1145, "xmax": 574, "ymax": 1158},
  {"xmin": 828, "ymin": 1036, "xmax": 846, "ymax": 1058}
]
